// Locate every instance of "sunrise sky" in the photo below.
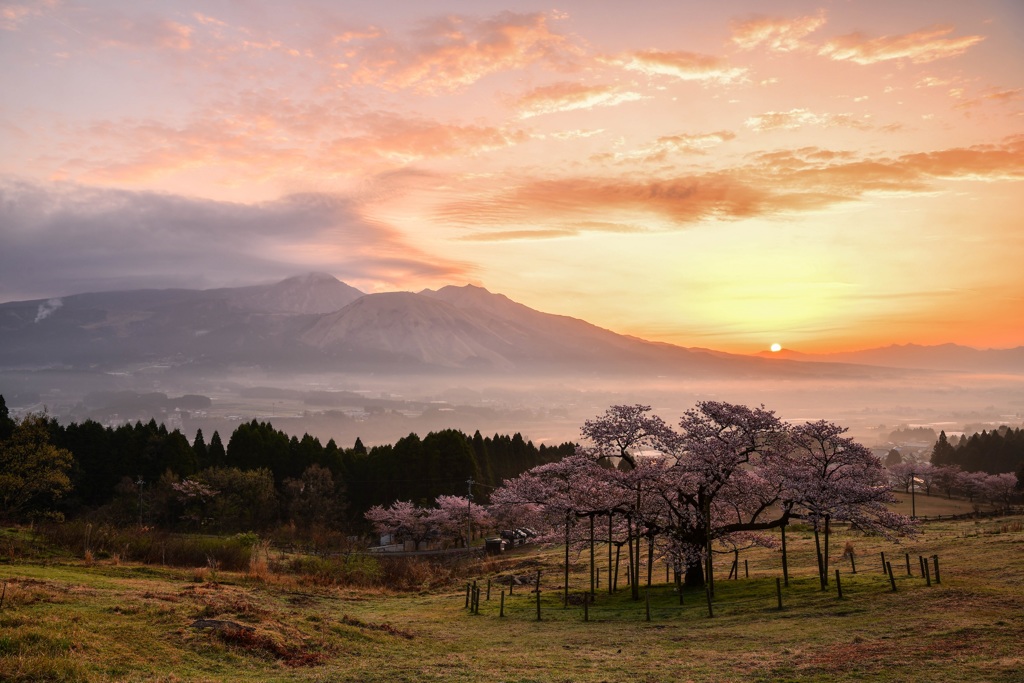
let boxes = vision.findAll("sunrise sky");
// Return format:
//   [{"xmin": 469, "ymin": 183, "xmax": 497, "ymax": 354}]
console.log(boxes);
[{"xmin": 2, "ymin": 0, "xmax": 1022, "ymax": 353}]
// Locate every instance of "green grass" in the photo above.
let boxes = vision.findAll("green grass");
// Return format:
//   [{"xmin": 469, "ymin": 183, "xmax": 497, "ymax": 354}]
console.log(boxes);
[{"xmin": 1, "ymin": 514, "xmax": 1023, "ymax": 682}]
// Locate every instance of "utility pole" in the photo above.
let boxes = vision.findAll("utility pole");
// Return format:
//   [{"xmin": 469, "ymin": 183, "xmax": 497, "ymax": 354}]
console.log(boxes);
[{"xmin": 466, "ymin": 478, "xmax": 474, "ymax": 547}]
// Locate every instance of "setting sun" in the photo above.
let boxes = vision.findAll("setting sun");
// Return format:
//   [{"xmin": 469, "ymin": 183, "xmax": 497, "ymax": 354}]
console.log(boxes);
[{"xmin": 771, "ymin": 343, "xmax": 782, "ymax": 353}]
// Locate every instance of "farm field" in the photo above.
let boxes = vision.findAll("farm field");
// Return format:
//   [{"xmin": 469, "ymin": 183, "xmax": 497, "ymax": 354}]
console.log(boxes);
[{"xmin": 1, "ymin": 512, "xmax": 1022, "ymax": 683}]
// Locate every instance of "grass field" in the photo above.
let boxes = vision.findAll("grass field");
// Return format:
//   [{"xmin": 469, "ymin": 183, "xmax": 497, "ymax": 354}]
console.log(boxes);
[{"xmin": 1, "ymin": 511, "xmax": 1022, "ymax": 682}]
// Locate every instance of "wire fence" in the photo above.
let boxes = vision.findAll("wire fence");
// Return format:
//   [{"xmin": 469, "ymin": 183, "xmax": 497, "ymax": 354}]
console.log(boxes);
[{"xmin": 461, "ymin": 551, "xmax": 943, "ymax": 623}]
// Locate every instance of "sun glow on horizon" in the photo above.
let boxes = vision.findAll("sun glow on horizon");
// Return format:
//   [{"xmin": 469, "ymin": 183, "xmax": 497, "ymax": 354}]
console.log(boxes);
[{"xmin": 770, "ymin": 343, "xmax": 782, "ymax": 353}]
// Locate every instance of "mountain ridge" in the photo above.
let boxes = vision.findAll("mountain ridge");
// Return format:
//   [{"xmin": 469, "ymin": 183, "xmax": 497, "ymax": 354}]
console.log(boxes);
[{"xmin": 1, "ymin": 273, "xmax": 1020, "ymax": 376}]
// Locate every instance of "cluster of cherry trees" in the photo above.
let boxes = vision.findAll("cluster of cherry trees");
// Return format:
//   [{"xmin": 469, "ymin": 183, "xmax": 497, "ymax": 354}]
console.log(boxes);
[
  {"xmin": 365, "ymin": 495, "xmax": 490, "ymax": 550},
  {"xmin": 489, "ymin": 402, "xmax": 916, "ymax": 594},
  {"xmin": 887, "ymin": 461, "xmax": 1018, "ymax": 506}
]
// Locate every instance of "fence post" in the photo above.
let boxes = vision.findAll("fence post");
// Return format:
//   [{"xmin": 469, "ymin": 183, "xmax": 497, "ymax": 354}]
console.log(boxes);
[
  {"xmin": 880, "ymin": 551, "xmax": 886, "ymax": 573},
  {"xmin": 906, "ymin": 553, "xmax": 912, "ymax": 576},
  {"xmin": 886, "ymin": 562, "xmax": 897, "ymax": 592},
  {"xmin": 835, "ymin": 569, "xmax": 843, "ymax": 599},
  {"xmin": 850, "ymin": 553, "xmax": 856, "ymax": 574},
  {"xmin": 536, "ymin": 584, "xmax": 542, "ymax": 622},
  {"xmin": 465, "ymin": 582, "xmax": 471, "ymax": 608},
  {"xmin": 745, "ymin": 559, "xmax": 749, "ymax": 579},
  {"xmin": 499, "ymin": 590, "xmax": 505, "ymax": 618},
  {"xmin": 923, "ymin": 558, "xmax": 932, "ymax": 587},
  {"xmin": 932, "ymin": 555, "xmax": 941, "ymax": 584},
  {"xmin": 487, "ymin": 579, "xmax": 491, "ymax": 601}
]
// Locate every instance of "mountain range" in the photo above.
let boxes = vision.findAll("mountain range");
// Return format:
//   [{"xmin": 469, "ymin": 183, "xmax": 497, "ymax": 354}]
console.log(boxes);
[{"xmin": 1, "ymin": 273, "xmax": 1020, "ymax": 377}]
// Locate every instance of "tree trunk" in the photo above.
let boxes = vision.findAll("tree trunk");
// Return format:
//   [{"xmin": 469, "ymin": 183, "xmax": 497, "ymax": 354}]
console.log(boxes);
[
  {"xmin": 646, "ymin": 534, "xmax": 654, "ymax": 590},
  {"xmin": 627, "ymin": 518, "xmax": 639, "ymax": 600},
  {"xmin": 564, "ymin": 515, "xmax": 570, "ymax": 607},
  {"xmin": 813, "ymin": 524, "xmax": 825, "ymax": 590},
  {"xmin": 608, "ymin": 511, "xmax": 614, "ymax": 594},
  {"xmin": 823, "ymin": 514, "xmax": 831, "ymax": 586},
  {"xmin": 684, "ymin": 558, "xmax": 705, "ymax": 588},
  {"xmin": 781, "ymin": 523, "xmax": 789, "ymax": 587},
  {"xmin": 589, "ymin": 514, "xmax": 595, "ymax": 598}
]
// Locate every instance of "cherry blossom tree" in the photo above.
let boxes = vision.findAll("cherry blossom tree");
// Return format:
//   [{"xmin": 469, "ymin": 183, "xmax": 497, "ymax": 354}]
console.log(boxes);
[
  {"xmin": 787, "ymin": 421, "xmax": 912, "ymax": 588},
  {"xmin": 365, "ymin": 500, "xmax": 437, "ymax": 550},
  {"xmin": 496, "ymin": 401, "xmax": 917, "ymax": 597}
]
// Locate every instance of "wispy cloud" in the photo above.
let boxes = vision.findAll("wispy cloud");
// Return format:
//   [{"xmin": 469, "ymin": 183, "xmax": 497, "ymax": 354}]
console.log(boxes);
[
  {"xmin": 819, "ymin": 25, "xmax": 984, "ymax": 65},
  {"xmin": 612, "ymin": 49, "xmax": 746, "ymax": 83},
  {"xmin": 730, "ymin": 11, "xmax": 826, "ymax": 52},
  {"xmin": 593, "ymin": 130, "xmax": 736, "ymax": 164},
  {"xmin": 0, "ymin": 0, "xmax": 57, "ymax": 31},
  {"xmin": 436, "ymin": 136, "xmax": 1024, "ymax": 236},
  {"xmin": 745, "ymin": 108, "xmax": 872, "ymax": 132},
  {"xmin": 515, "ymin": 82, "xmax": 643, "ymax": 119},
  {"xmin": 953, "ymin": 87, "xmax": 1022, "ymax": 110},
  {"xmin": 343, "ymin": 11, "xmax": 580, "ymax": 94}
]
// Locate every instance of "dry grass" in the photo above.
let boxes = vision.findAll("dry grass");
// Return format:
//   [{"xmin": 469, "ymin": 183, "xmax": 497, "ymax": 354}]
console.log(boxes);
[{"xmin": 1, "ymin": 514, "xmax": 1022, "ymax": 682}]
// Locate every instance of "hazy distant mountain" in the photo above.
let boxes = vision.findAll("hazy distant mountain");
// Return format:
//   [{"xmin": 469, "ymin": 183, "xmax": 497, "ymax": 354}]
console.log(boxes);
[
  {"xmin": 3, "ymin": 273, "xmax": 1001, "ymax": 378},
  {"xmin": 756, "ymin": 343, "xmax": 1024, "ymax": 373},
  {"xmin": 223, "ymin": 272, "xmax": 364, "ymax": 314},
  {"xmin": 301, "ymin": 285, "xmax": 734, "ymax": 374}
]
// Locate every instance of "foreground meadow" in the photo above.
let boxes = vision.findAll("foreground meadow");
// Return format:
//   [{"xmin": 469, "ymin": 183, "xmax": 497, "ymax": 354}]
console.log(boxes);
[{"xmin": 1, "ymin": 511, "xmax": 1022, "ymax": 683}]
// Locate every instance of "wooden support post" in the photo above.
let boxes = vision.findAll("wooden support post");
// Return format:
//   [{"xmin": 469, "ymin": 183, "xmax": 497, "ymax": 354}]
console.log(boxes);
[
  {"xmin": 465, "ymin": 582, "xmax": 471, "ymax": 608},
  {"xmin": 666, "ymin": 563, "xmax": 670, "ymax": 583},
  {"xmin": 886, "ymin": 561, "xmax": 897, "ymax": 592},
  {"xmin": 835, "ymin": 569, "xmax": 843, "ymax": 599},
  {"xmin": 597, "ymin": 567, "xmax": 601, "ymax": 589},
  {"xmin": 932, "ymin": 555, "xmax": 941, "ymax": 584},
  {"xmin": 776, "ymin": 577, "xmax": 783, "ymax": 610},
  {"xmin": 881, "ymin": 551, "xmax": 886, "ymax": 573},
  {"xmin": 919, "ymin": 555, "xmax": 926, "ymax": 578},
  {"xmin": 536, "ymin": 584, "xmax": 542, "ymax": 621},
  {"xmin": 745, "ymin": 559, "xmax": 749, "ymax": 579},
  {"xmin": 705, "ymin": 585, "xmax": 714, "ymax": 618},
  {"xmin": 499, "ymin": 590, "xmax": 505, "ymax": 618},
  {"xmin": 923, "ymin": 558, "xmax": 932, "ymax": 586},
  {"xmin": 850, "ymin": 553, "xmax": 856, "ymax": 574},
  {"xmin": 906, "ymin": 552, "xmax": 912, "ymax": 576},
  {"xmin": 486, "ymin": 579, "xmax": 491, "ymax": 601}
]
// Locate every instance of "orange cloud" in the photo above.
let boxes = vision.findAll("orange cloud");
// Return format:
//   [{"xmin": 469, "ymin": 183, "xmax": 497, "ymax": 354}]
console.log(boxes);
[
  {"xmin": 515, "ymin": 82, "xmax": 643, "ymax": 118},
  {"xmin": 819, "ymin": 25, "xmax": 984, "ymax": 65},
  {"xmin": 325, "ymin": 113, "xmax": 529, "ymax": 163},
  {"xmin": 437, "ymin": 137, "xmax": 1024, "ymax": 234},
  {"xmin": 953, "ymin": 87, "xmax": 1022, "ymax": 110},
  {"xmin": 614, "ymin": 49, "xmax": 746, "ymax": 83},
  {"xmin": 592, "ymin": 130, "xmax": 736, "ymax": 164},
  {"xmin": 0, "ymin": 0, "xmax": 57, "ymax": 31},
  {"xmin": 745, "ymin": 108, "xmax": 871, "ymax": 132},
  {"xmin": 66, "ymin": 96, "xmax": 529, "ymax": 187},
  {"xmin": 346, "ymin": 12, "xmax": 579, "ymax": 94},
  {"xmin": 730, "ymin": 10, "xmax": 826, "ymax": 52}
]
